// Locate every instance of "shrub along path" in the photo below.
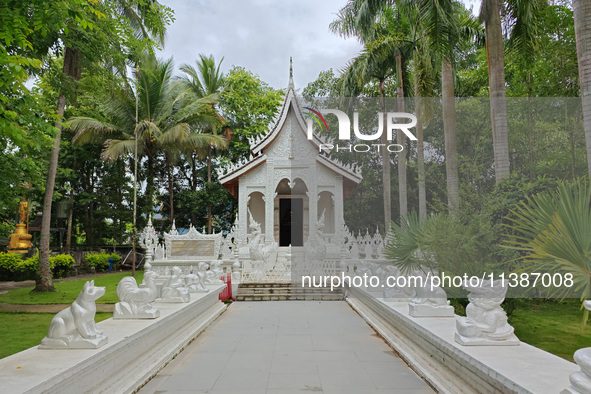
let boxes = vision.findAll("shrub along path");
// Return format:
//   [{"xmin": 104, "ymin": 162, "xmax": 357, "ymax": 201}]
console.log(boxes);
[
  {"xmin": 0, "ymin": 272, "xmax": 113, "ymax": 294},
  {"xmin": 0, "ymin": 303, "xmax": 114, "ymax": 312}
]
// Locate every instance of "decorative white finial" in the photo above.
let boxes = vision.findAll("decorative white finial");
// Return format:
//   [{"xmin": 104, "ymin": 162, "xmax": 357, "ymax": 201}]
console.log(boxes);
[{"xmin": 288, "ymin": 57, "xmax": 294, "ymax": 90}]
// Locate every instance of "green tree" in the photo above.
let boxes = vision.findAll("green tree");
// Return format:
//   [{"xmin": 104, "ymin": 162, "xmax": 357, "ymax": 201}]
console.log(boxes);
[
  {"xmin": 331, "ymin": 2, "xmax": 416, "ymax": 225},
  {"xmin": 479, "ymin": 0, "xmax": 546, "ymax": 182},
  {"xmin": 69, "ymin": 56, "xmax": 223, "ymax": 221},
  {"xmin": 21, "ymin": 0, "xmax": 173, "ymax": 292},
  {"xmin": 179, "ymin": 54, "xmax": 228, "ymax": 233},
  {"xmin": 219, "ymin": 66, "xmax": 283, "ymax": 161},
  {"xmin": 504, "ymin": 180, "xmax": 591, "ymax": 324},
  {"xmin": 573, "ymin": 0, "xmax": 591, "ymax": 176}
]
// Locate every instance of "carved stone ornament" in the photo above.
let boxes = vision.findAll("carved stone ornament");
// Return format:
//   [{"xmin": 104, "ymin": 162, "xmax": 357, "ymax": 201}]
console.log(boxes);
[
  {"xmin": 455, "ymin": 280, "xmax": 519, "ymax": 346},
  {"xmin": 159, "ymin": 266, "xmax": 190, "ymax": 303},
  {"xmin": 40, "ymin": 281, "xmax": 108, "ymax": 349},
  {"xmin": 114, "ymin": 271, "xmax": 160, "ymax": 319},
  {"xmin": 562, "ymin": 301, "xmax": 591, "ymax": 393},
  {"xmin": 408, "ymin": 272, "xmax": 454, "ymax": 317}
]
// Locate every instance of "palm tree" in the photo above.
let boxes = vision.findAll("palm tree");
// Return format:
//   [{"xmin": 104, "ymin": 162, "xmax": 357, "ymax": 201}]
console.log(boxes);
[
  {"xmin": 504, "ymin": 180, "xmax": 591, "ymax": 324},
  {"xmin": 179, "ymin": 54, "xmax": 228, "ymax": 234},
  {"xmin": 35, "ymin": 1, "xmax": 169, "ymax": 292},
  {"xmin": 339, "ymin": 37, "xmax": 399, "ymax": 227},
  {"xmin": 331, "ymin": 1, "xmax": 415, "ymax": 225},
  {"xmin": 573, "ymin": 0, "xmax": 591, "ymax": 177},
  {"xmin": 69, "ymin": 57, "xmax": 224, "ymax": 224},
  {"xmin": 479, "ymin": 0, "xmax": 546, "ymax": 182},
  {"xmin": 413, "ymin": 42, "xmax": 436, "ymax": 221},
  {"xmin": 333, "ymin": 0, "xmax": 472, "ymax": 219}
]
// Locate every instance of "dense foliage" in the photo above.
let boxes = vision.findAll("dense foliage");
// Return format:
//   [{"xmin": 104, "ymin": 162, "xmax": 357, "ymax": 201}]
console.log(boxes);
[{"xmin": 0, "ymin": 252, "xmax": 74, "ymax": 281}]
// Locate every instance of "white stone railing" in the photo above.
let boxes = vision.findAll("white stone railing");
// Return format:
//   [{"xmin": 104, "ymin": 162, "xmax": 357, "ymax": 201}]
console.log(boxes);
[
  {"xmin": 346, "ymin": 285, "xmax": 577, "ymax": 394},
  {"xmin": 0, "ymin": 286, "xmax": 227, "ymax": 394}
]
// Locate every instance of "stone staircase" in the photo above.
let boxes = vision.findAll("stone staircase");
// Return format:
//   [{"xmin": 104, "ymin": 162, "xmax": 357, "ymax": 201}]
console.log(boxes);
[{"xmin": 235, "ymin": 283, "xmax": 344, "ymax": 301}]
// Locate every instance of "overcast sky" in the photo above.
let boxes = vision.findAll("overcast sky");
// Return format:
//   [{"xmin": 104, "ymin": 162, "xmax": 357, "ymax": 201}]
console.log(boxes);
[{"xmin": 157, "ymin": 0, "xmax": 481, "ymax": 90}]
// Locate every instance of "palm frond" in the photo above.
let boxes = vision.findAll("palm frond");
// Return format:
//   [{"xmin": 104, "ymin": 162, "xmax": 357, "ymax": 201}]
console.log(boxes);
[{"xmin": 68, "ymin": 117, "xmax": 120, "ymax": 145}]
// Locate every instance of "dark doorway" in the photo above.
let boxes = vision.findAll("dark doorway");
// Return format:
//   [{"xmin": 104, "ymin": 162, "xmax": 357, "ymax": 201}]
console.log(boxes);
[{"xmin": 279, "ymin": 198, "xmax": 303, "ymax": 246}]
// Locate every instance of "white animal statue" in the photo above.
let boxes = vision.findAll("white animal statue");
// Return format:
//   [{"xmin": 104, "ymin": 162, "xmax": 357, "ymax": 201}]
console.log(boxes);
[
  {"xmin": 206, "ymin": 260, "xmax": 224, "ymax": 284},
  {"xmin": 40, "ymin": 280, "xmax": 108, "ymax": 349},
  {"xmin": 383, "ymin": 265, "xmax": 413, "ymax": 301},
  {"xmin": 355, "ymin": 262, "xmax": 373, "ymax": 278},
  {"xmin": 305, "ymin": 210, "xmax": 328, "ymax": 276},
  {"xmin": 455, "ymin": 280, "xmax": 519, "ymax": 346},
  {"xmin": 186, "ymin": 264, "xmax": 209, "ymax": 293},
  {"xmin": 114, "ymin": 271, "xmax": 159, "ymax": 319},
  {"xmin": 248, "ymin": 209, "xmax": 278, "ymax": 271},
  {"xmin": 408, "ymin": 272, "xmax": 454, "ymax": 317},
  {"xmin": 159, "ymin": 266, "xmax": 190, "ymax": 303},
  {"xmin": 562, "ymin": 301, "xmax": 591, "ymax": 394}
]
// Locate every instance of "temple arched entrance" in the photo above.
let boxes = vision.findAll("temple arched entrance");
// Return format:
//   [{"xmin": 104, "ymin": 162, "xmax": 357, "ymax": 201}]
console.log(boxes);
[{"xmin": 274, "ymin": 178, "xmax": 308, "ymax": 247}]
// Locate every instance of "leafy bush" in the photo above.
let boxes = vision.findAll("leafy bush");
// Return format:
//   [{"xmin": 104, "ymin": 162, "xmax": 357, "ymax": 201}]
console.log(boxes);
[
  {"xmin": 0, "ymin": 222, "xmax": 15, "ymax": 238},
  {"xmin": 20, "ymin": 255, "xmax": 38, "ymax": 280},
  {"xmin": 503, "ymin": 179, "xmax": 591, "ymax": 324},
  {"xmin": 50, "ymin": 254, "xmax": 75, "ymax": 278},
  {"xmin": 85, "ymin": 252, "xmax": 120, "ymax": 272},
  {"xmin": 384, "ymin": 212, "xmax": 497, "ymax": 278},
  {"xmin": 0, "ymin": 253, "xmax": 24, "ymax": 281},
  {"xmin": 0, "ymin": 252, "xmax": 75, "ymax": 280}
]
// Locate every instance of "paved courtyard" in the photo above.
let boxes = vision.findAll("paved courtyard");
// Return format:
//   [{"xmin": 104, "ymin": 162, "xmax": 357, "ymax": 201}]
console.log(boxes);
[{"xmin": 139, "ymin": 301, "xmax": 434, "ymax": 394}]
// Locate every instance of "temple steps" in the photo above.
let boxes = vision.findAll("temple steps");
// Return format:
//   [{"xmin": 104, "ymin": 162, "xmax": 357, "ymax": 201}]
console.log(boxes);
[{"xmin": 235, "ymin": 283, "xmax": 344, "ymax": 301}]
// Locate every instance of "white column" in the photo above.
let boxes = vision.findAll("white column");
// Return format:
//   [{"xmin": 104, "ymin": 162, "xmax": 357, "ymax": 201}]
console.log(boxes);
[
  {"xmin": 265, "ymin": 159, "xmax": 275, "ymax": 244},
  {"xmin": 335, "ymin": 176, "xmax": 344, "ymax": 234},
  {"xmin": 238, "ymin": 177, "xmax": 247, "ymax": 247}
]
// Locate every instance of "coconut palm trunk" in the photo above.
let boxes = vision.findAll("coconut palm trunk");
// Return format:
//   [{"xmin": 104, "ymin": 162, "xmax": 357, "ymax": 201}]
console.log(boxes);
[
  {"xmin": 442, "ymin": 58, "xmax": 459, "ymax": 214},
  {"xmin": 207, "ymin": 145, "xmax": 212, "ymax": 234},
  {"xmin": 166, "ymin": 156, "xmax": 174, "ymax": 223},
  {"xmin": 379, "ymin": 78, "xmax": 391, "ymax": 229},
  {"xmin": 483, "ymin": 0, "xmax": 511, "ymax": 182},
  {"xmin": 574, "ymin": 0, "xmax": 591, "ymax": 177},
  {"xmin": 396, "ymin": 54, "xmax": 407, "ymax": 219},
  {"xmin": 416, "ymin": 95, "xmax": 426, "ymax": 221}
]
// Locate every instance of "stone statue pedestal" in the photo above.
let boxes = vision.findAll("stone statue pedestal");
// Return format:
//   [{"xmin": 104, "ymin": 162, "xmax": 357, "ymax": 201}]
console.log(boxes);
[
  {"xmin": 113, "ymin": 303, "xmax": 160, "ymax": 319},
  {"xmin": 454, "ymin": 332, "xmax": 519, "ymax": 346},
  {"xmin": 40, "ymin": 335, "xmax": 108, "ymax": 349},
  {"xmin": 409, "ymin": 303, "xmax": 454, "ymax": 317},
  {"xmin": 158, "ymin": 295, "xmax": 190, "ymax": 303},
  {"xmin": 562, "ymin": 304, "xmax": 591, "ymax": 393}
]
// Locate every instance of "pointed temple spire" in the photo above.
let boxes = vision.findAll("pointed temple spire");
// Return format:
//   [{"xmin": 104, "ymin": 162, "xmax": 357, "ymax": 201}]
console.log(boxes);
[{"xmin": 288, "ymin": 57, "xmax": 294, "ymax": 91}]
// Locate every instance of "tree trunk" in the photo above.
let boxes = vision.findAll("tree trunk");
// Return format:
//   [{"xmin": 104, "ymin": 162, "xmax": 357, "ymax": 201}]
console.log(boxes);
[
  {"xmin": 396, "ymin": 54, "xmax": 407, "ymax": 219},
  {"xmin": 442, "ymin": 58, "xmax": 459, "ymax": 214},
  {"xmin": 416, "ymin": 96, "xmax": 426, "ymax": 221},
  {"xmin": 35, "ymin": 46, "xmax": 80, "ymax": 292},
  {"xmin": 379, "ymin": 78, "xmax": 391, "ymax": 231},
  {"xmin": 484, "ymin": 0, "xmax": 511, "ymax": 182},
  {"xmin": 574, "ymin": 0, "xmax": 591, "ymax": 176},
  {"xmin": 65, "ymin": 188, "xmax": 74, "ymax": 254},
  {"xmin": 167, "ymin": 156, "xmax": 174, "ymax": 225},
  {"xmin": 146, "ymin": 153, "xmax": 155, "ymax": 216},
  {"xmin": 207, "ymin": 145, "xmax": 212, "ymax": 234}
]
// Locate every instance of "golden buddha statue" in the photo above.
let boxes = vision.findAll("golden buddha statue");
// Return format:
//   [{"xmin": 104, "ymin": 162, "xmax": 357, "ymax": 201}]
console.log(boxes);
[{"xmin": 8, "ymin": 199, "xmax": 33, "ymax": 252}]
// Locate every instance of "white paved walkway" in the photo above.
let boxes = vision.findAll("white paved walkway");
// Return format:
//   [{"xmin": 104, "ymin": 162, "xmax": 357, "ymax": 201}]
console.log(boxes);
[{"xmin": 140, "ymin": 301, "xmax": 434, "ymax": 394}]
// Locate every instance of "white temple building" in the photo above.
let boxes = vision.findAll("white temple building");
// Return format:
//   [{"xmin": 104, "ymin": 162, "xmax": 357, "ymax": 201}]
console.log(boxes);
[
  {"xmin": 217, "ymin": 60, "xmax": 362, "ymax": 261},
  {"xmin": 147, "ymin": 61, "xmax": 385, "ymax": 283}
]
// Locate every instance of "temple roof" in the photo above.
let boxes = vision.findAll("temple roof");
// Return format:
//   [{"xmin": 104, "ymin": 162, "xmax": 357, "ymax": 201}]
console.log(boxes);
[{"xmin": 217, "ymin": 58, "xmax": 362, "ymax": 186}]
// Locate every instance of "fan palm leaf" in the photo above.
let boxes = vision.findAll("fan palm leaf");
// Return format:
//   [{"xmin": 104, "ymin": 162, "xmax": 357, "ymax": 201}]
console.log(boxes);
[{"xmin": 504, "ymin": 180, "xmax": 591, "ymax": 323}]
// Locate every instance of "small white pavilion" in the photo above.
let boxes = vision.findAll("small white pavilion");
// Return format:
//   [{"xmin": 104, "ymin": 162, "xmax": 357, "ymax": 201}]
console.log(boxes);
[{"xmin": 217, "ymin": 60, "xmax": 362, "ymax": 256}]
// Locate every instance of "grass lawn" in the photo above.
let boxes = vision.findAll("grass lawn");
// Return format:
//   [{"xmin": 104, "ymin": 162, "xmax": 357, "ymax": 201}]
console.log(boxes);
[
  {"xmin": 0, "ymin": 312, "xmax": 112, "ymax": 359},
  {"xmin": 509, "ymin": 298, "xmax": 591, "ymax": 362},
  {"xmin": 0, "ymin": 271, "xmax": 144, "ymax": 304}
]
